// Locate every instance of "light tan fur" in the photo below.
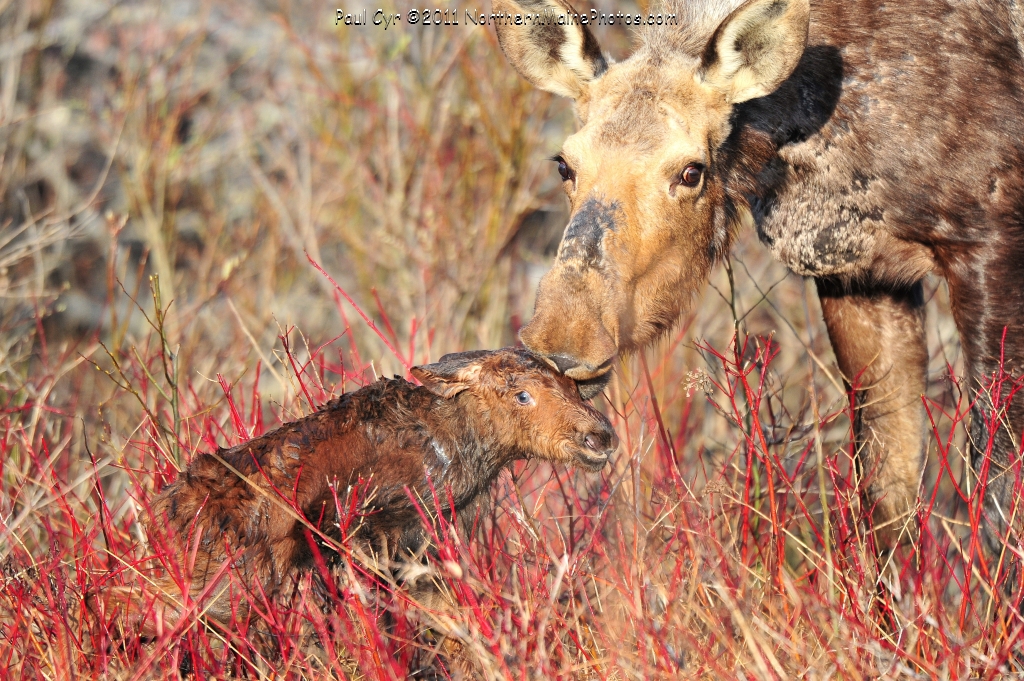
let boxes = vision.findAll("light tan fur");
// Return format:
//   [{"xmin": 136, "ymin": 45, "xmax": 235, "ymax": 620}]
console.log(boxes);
[{"xmin": 818, "ymin": 284, "xmax": 928, "ymax": 547}]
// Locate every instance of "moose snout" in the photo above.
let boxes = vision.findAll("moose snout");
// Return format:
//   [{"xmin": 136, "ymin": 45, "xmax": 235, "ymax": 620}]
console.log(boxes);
[
  {"xmin": 520, "ymin": 317, "xmax": 616, "ymax": 381},
  {"xmin": 550, "ymin": 355, "xmax": 580, "ymax": 374},
  {"xmin": 519, "ymin": 266, "xmax": 618, "ymax": 382}
]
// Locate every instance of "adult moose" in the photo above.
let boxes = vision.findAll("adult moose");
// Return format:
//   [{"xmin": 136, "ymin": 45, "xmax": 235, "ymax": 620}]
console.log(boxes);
[{"xmin": 494, "ymin": 0, "xmax": 1024, "ymax": 549}]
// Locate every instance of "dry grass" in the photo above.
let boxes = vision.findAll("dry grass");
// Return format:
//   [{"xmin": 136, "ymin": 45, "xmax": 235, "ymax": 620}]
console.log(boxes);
[{"xmin": 1, "ymin": 0, "xmax": 1023, "ymax": 678}]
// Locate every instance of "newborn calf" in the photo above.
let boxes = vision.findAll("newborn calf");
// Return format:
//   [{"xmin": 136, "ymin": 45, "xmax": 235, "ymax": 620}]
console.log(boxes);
[{"xmin": 100, "ymin": 347, "xmax": 617, "ymax": 636}]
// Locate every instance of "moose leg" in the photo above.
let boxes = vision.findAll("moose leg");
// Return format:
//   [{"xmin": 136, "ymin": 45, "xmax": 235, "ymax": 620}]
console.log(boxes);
[
  {"xmin": 816, "ymin": 279, "xmax": 928, "ymax": 548},
  {"xmin": 943, "ymin": 248, "xmax": 1024, "ymax": 564}
]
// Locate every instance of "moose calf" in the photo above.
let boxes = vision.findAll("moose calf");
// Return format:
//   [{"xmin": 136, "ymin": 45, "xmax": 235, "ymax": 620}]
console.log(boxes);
[{"xmin": 98, "ymin": 347, "xmax": 617, "ymax": 637}]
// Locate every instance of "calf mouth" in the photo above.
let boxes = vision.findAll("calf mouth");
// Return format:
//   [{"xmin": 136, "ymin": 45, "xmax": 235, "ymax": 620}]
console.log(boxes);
[{"xmin": 573, "ymin": 448, "xmax": 611, "ymax": 470}]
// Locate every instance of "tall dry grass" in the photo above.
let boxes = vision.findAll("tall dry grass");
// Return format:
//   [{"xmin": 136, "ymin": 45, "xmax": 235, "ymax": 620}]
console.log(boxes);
[{"xmin": 1, "ymin": 0, "xmax": 1021, "ymax": 678}]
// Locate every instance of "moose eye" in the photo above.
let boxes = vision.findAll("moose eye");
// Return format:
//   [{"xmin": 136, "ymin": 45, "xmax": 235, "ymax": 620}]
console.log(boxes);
[
  {"xmin": 553, "ymin": 156, "xmax": 574, "ymax": 183},
  {"xmin": 514, "ymin": 391, "xmax": 533, "ymax": 406},
  {"xmin": 679, "ymin": 163, "xmax": 704, "ymax": 188}
]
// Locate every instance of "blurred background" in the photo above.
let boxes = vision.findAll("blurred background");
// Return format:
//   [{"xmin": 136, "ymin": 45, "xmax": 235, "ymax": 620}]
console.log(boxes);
[{"xmin": 2, "ymin": 0, "xmax": 642, "ymax": 402}]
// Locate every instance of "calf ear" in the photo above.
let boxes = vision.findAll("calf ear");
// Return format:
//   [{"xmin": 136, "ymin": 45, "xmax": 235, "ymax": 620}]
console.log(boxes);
[
  {"xmin": 494, "ymin": 0, "xmax": 608, "ymax": 99},
  {"xmin": 698, "ymin": 0, "xmax": 809, "ymax": 104},
  {"xmin": 411, "ymin": 352, "xmax": 488, "ymax": 399}
]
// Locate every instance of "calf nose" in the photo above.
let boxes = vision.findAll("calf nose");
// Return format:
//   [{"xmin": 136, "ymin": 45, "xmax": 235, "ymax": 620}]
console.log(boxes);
[
  {"xmin": 550, "ymin": 355, "xmax": 579, "ymax": 374},
  {"xmin": 583, "ymin": 423, "xmax": 619, "ymax": 457}
]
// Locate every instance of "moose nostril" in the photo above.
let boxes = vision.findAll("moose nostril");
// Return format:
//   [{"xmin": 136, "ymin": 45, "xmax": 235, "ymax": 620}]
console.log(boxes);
[
  {"xmin": 584, "ymin": 429, "xmax": 614, "ymax": 452},
  {"xmin": 587, "ymin": 424, "xmax": 619, "ymax": 452},
  {"xmin": 550, "ymin": 355, "xmax": 579, "ymax": 374}
]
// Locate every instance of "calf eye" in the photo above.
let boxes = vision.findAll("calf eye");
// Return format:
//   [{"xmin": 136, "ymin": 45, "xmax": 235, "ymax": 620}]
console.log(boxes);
[
  {"xmin": 679, "ymin": 163, "xmax": 704, "ymax": 187},
  {"xmin": 514, "ymin": 391, "xmax": 533, "ymax": 406}
]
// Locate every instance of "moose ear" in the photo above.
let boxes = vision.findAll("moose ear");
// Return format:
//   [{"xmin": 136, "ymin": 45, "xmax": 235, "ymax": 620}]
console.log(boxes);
[
  {"xmin": 411, "ymin": 351, "xmax": 490, "ymax": 399},
  {"xmin": 493, "ymin": 0, "xmax": 609, "ymax": 100},
  {"xmin": 698, "ymin": 0, "xmax": 810, "ymax": 104}
]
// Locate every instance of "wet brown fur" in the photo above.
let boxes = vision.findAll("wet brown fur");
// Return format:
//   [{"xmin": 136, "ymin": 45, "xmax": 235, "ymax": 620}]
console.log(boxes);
[
  {"xmin": 495, "ymin": 0, "xmax": 1024, "ymax": 548},
  {"xmin": 93, "ymin": 348, "xmax": 617, "ymax": 639}
]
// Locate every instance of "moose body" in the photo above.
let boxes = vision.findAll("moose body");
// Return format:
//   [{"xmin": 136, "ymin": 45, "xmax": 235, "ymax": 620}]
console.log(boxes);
[
  {"xmin": 99, "ymin": 348, "xmax": 617, "ymax": 636},
  {"xmin": 495, "ymin": 0, "xmax": 1024, "ymax": 547}
]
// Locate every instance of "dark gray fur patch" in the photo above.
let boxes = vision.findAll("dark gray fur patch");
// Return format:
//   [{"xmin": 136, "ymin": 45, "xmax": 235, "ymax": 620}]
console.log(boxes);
[{"xmin": 558, "ymin": 199, "xmax": 620, "ymax": 266}]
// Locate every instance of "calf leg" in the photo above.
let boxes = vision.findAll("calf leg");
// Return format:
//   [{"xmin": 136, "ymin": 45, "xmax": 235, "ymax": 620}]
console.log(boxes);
[{"xmin": 816, "ymin": 279, "xmax": 928, "ymax": 548}]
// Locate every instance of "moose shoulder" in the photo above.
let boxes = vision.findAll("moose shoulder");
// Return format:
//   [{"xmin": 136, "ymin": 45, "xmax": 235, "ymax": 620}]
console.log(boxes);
[{"xmin": 494, "ymin": 0, "xmax": 1024, "ymax": 549}]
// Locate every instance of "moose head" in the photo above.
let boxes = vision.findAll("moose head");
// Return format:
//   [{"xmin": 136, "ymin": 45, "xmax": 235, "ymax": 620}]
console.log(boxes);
[{"xmin": 496, "ymin": 0, "xmax": 810, "ymax": 380}]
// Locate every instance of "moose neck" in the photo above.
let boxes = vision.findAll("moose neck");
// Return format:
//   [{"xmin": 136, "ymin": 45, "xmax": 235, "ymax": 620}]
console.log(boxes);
[{"xmin": 718, "ymin": 46, "xmax": 844, "ymax": 217}]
